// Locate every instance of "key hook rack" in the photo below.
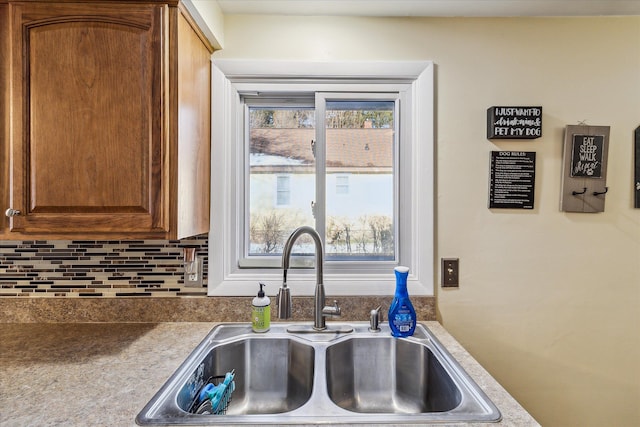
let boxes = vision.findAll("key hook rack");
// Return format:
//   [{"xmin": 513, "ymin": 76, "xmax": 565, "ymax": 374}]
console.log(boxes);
[{"xmin": 560, "ymin": 124, "xmax": 610, "ymax": 213}]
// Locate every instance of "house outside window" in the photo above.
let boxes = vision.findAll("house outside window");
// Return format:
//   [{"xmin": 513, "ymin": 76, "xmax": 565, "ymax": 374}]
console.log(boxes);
[{"xmin": 210, "ymin": 60, "xmax": 434, "ymax": 297}]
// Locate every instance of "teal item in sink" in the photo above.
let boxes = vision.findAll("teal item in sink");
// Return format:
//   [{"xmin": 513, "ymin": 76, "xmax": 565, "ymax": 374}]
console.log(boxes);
[{"xmin": 198, "ymin": 370, "xmax": 235, "ymax": 415}]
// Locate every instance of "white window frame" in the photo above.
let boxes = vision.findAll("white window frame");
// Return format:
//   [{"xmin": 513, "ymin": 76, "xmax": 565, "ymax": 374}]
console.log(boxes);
[{"xmin": 209, "ymin": 60, "xmax": 434, "ymax": 297}]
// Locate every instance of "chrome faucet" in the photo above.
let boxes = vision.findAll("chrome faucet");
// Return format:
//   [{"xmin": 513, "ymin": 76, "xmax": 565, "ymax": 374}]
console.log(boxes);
[{"xmin": 276, "ymin": 226, "xmax": 341, "ymax": 331}]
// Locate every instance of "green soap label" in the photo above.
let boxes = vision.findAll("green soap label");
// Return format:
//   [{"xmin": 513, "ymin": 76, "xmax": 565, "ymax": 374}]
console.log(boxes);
[{"xmin": 251, "ymin": 305, "xmax": 270, "ymax": 330}]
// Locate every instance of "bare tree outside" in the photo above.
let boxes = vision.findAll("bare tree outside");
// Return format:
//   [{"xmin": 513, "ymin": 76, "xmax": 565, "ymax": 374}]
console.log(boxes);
[
  {"xmin": 250, "ymin": 208, "xmax": 312, "ymax": 254},
  {"xmin": 369, "ymin": 215, "xmax": 393, "ymax": 254},
  {"xmin": 251, "ymin": 109, "xmax": 315, "ymax": 129}
]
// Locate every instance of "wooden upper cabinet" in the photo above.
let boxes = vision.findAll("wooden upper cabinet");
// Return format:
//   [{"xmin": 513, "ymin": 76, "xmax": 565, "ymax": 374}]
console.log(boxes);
[{"xmin": 3, "ymin": 1, "xmax": 212, "ymax": 239}]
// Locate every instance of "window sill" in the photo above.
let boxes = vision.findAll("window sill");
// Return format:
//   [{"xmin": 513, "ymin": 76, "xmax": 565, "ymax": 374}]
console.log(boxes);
[{"xmin": 207, "ymin": 272, "xmax": 433, "ymax": 297}]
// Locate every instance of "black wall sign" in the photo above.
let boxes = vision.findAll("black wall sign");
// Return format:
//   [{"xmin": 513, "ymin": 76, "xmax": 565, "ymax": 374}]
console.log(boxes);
[
  {"xmin": 489, "ymin": 151, "xmax": 536, "ymax": 209},
  {"xmin": 570, "ymin": 134, "xmax": 604, "ymax": 178},
  {"xmin": 487, "ymin": 106, "xmax": 542, "ymax": 139}
]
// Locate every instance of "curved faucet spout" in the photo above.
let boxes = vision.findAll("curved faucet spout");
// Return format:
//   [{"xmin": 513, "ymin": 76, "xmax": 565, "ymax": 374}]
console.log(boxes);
[
  {"xmin": 282, "ymin": 226, "xmax": 323, "ymax": 283},
  {"xmin": 278, "ymin": 226, "xmax": 338, "ymax": 330}
]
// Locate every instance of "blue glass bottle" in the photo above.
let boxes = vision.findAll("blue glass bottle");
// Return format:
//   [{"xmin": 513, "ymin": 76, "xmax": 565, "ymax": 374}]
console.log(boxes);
[{"xmin": 388, "ymin": 266, "xmax": 416, "ymax": 337}]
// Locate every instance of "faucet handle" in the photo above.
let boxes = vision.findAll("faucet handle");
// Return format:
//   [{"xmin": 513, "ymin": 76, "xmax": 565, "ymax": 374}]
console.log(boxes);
[{"xmin": 322, "ymin": 300, "xmax": 341, "ymax": 318}]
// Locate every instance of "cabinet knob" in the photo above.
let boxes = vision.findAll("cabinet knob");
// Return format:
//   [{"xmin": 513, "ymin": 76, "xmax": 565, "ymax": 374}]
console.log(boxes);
[{"xmin": 5, "ymin": 208, "xmax": 22, "ymax": 217}]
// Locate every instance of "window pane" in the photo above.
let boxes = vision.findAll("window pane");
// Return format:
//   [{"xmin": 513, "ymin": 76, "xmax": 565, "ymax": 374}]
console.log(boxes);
[
  {"xmin": 248, "ymin": 107, "xmax": 315, "ymax": 255},
  {"xmin": 325, "ymin": 100, "xmax": 395, "ymax": 261}
]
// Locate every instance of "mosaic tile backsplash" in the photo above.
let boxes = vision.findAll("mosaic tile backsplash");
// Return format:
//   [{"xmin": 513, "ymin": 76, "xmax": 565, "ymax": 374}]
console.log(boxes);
[{"xmin": 0, "ymin": 235, "xmax": 208, "ymax": 298}]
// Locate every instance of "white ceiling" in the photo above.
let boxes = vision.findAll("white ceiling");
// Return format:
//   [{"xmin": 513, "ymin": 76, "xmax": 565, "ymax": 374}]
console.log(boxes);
[{"xmin": 216, "ymin": 0, "xmax": 640, "ymax": 17}]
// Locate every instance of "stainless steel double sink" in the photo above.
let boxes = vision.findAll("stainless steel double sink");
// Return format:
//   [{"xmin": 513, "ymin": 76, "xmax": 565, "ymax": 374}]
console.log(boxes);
[{"xmin": 136, "ymin": 323, "xmax": 501, "ymax": 425}]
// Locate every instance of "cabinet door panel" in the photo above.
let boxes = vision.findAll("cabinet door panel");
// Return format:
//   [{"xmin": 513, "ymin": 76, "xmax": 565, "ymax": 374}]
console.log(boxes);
[
  {"xmin": 9, "ymin": 3, "xmax": 167, "ymax": 233},
  {"xmin": 29, "ymin": 22, "xmax": 148, "ymax": 212}
]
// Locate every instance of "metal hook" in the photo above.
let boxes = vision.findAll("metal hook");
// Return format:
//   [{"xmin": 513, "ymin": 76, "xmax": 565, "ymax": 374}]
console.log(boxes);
[
  {"xmin": 593, "ymin": 187, "xmax": 608, "ymax": 196},
  {"xmin": 572, "ymin": 187, "xmax": 587, "ymax": 196}
]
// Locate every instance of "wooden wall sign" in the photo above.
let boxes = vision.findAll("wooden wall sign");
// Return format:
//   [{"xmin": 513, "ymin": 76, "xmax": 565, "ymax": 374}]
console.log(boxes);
[
  {"xmin": 487, "ymin": 106, "xmax": 542, "ymax": 139},
  {"xmin": 488, "ymin": 151, "xmax": 536, "ymax": 209},
  {"xmin": 635, "ymin": 126, "xmax": 640, "ymax": 208},
  {"xmin": 560, "ymin": 125, "xmax": 610, "ymax": 213}
]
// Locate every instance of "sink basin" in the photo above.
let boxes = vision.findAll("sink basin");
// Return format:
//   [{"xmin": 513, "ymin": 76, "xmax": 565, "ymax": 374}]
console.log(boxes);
[
  {"xmin": 326, "ymin": 337, "xmax": 460, "ymax": 413},
  {"xmin": 138, "ymin": 332, "xmax": 314, "ymax": 424},
  {"xmin": 136, "ymin": 323, "xmax": 501, "ymax": 425},
  {"xmin": 177, "ymin": 338, "xmax": 314, "ymax": 415}
]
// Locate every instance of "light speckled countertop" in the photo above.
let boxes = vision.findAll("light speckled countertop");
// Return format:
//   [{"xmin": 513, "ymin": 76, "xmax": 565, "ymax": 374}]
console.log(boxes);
[{"xmin": 0, "ymin": 321, "xmax": 539, "ymax": 427}]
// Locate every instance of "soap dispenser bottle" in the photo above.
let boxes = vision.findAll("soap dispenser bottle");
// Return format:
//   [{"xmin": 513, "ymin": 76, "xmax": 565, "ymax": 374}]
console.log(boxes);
[
  {"xmin": 252, "ymin": 283, "xmax": 270, "ymax": 333},
  {"xmin": 388, "ymin": 266, "xmax": 416, "ymax": 337}
]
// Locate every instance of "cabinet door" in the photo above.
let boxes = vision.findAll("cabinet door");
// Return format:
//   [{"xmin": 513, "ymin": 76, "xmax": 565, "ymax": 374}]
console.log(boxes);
[
  {"xmin": 8, "ymin": 2, "xmax": 168, "ymax": 235},
  {"xmin": 1, "ymin": 2, "xmax": 8, "ymax": 234},
  {"xmin": 175, "ymin": 8, "xmax": 211, "ymax": 239}
]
